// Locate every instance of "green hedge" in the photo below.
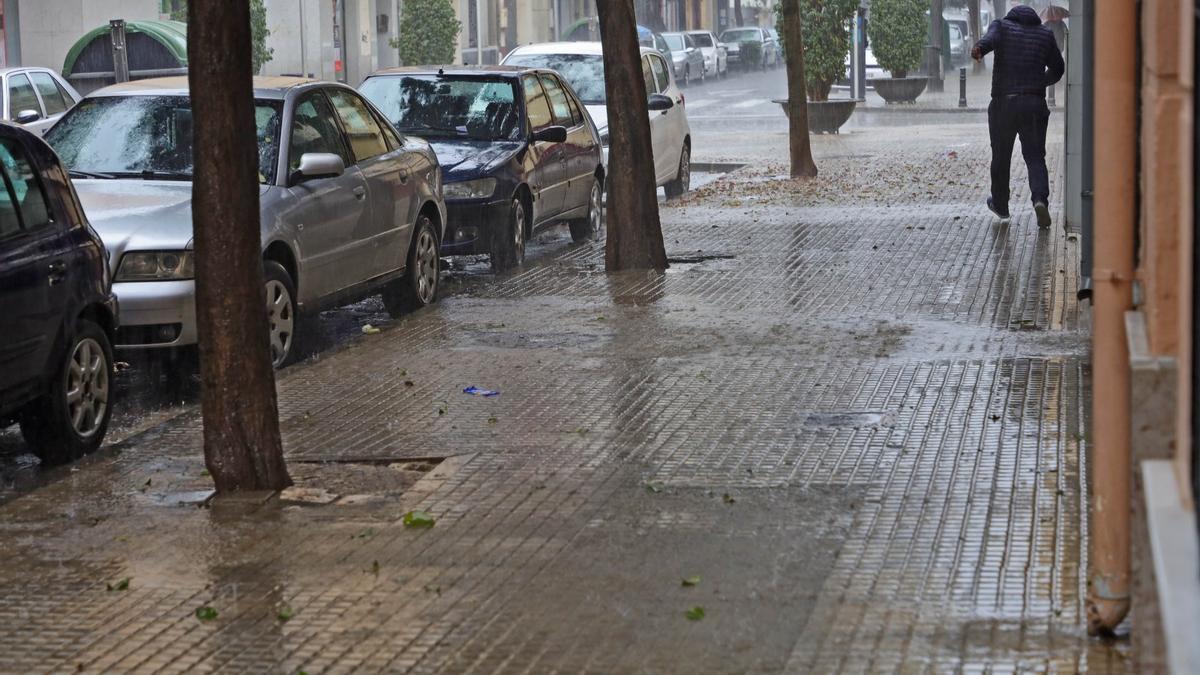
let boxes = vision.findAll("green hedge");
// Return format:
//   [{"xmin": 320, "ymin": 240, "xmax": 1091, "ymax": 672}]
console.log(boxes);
[
  {"xmin": 391, "ymin": 0, "xmax": 461, "ymax": 66},
  {"xmin": 774, "ymin": 0, "xmax": 858, "ymax": 101},
  {"xmin": 867, "ymin": 0, "xmax": 926, "ymax": 78}
]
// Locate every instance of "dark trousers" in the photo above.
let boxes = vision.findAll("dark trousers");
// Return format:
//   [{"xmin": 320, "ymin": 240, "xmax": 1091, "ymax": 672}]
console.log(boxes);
[{"xmin": 988, "ymin": 94, "xmax": 1051, "ymax": 210}]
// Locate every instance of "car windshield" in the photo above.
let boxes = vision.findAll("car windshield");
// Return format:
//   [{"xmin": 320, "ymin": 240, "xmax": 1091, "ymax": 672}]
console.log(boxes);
[
  {"xmin": 721, "ymin": 29, "xmax": 760, "ymax": 43},
  {"xmin": 504, "ymin": 53, "xmax": 606, "ymax": 104},
  {"xmin": 44, "ymin": 95, "xmax": 283, "ymax": 184},
  {"xmin": 663, "ymin": 34, "xmax": 685, "ymax": 50},
  {"xmin": 690, "ymin": 33, "xmax": 714, "ymax": 48},
  {"xmin": 360, "ymin": 76, "xmax": 520, "ymax": 141}
]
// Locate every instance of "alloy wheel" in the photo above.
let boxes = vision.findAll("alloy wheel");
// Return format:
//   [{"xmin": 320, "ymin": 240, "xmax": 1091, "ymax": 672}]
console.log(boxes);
[
  {"xmin": 513, "ymin": 199, "xmax": 527, "ymax": 260},
  {"xmin": 589, "ymin": 182, "xmax": 602, "ymax": 234},
  {"xmin": 413, "ymin": 223, "xmax": 439, "ymax": 305},
  {"xmin": 65, "ymin": 337, "xmax": 108, "ymax": 438},
  {"xmin": 679, "ymin": 148, "xmax": 691, "ymax": 193},
  {"xmin": 266, "ymin": 279, "xmax": 294, "ymax": 367}
]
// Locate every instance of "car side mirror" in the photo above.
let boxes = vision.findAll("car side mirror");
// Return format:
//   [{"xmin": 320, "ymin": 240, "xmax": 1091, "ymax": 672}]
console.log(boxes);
[
  {"xmin": 14, "ymin": 109, "xmax": 42, "ymax": 125},
  {"xmin": 291, "ymin": 152, "xmax": 345, "ymax": 184},
  {"xmin": 647, "ymin": 94, "xmax": 674, "ymax": 111},
  {"xmin": 532, "ymin": 125, "xmax": 567, "ymax": 143}
]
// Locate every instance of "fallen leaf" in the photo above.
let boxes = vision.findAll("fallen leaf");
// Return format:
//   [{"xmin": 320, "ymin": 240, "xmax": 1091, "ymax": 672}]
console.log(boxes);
[
  {"xmin": 354, "ymin": 527, "xmax": 376, "ymax": 539},
  {"xmin": 371, "ymin": 560, "xmax": 380, "ymax": 576},
  {"xmin": 195, "ymin": 606, "xmax": 218, "ymax": 621},
  {"xmin": 277, "ymin": 606, "xmax": 295, "ymax": 622},
  {"xmin": 646, "ymin": 483, "xmax": 663, "ymax": 494},
  {"xmin": 487, "ymin": 416, "xmax": 498, "ymax": 425},
  {"xmin": 106, "ymin": 578, "xmax": 130, "ymax": 592},
  {"xmin": 685, "ymin": 606, "xmax": 705, "ymax": 621},
  {"xmin": 404, "ymin": 380, "xmax": 415, "ymax": 387},
  {"xmin": 681, "ymin": 575, "xmax": 701, "ymax": 587},
  {"xmin": 362, "ymin": 324, "xmax": 381, "ymax": 335},
  {"xmin": 403, "ymin": 510, "xmax": 436, "ymax": 528},
  {"xmin": 722, "ymin": 493, "xmax": 736, "ymax": 504}
]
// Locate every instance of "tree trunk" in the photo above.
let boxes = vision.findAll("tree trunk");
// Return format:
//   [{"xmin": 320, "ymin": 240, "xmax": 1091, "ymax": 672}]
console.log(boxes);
[
  {"xmin": 187, "ymin": 2, "xmax": 291, "ymax": 492},
  {"xmin": 734, "ymin": 0, "xmax": 744, "ymax": 27},
  {"xmin": 596, "ymin": 0, "xmax": 669, "ymax": 271},
  {"xmin": 969, "ymin": 0, "xmax": 984, "ymax": 74},
  {"xmin": 780, "ymin": 0, "xmax": 816, "ymax": 179}
]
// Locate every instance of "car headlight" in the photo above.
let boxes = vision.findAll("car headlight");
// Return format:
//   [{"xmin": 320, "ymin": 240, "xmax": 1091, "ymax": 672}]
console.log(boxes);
[
  {"xmin": 443, "ymin": 177, "xmax": 497, "ymax": 200},
  {"xmin": 116, "ymin": 250, "xmax": 195, "ymax": 281}
]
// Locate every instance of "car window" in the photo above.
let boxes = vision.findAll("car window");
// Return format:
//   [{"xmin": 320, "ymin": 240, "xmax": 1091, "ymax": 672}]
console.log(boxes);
[
  {"xmin": 505, "ymin": 53, "xmax": 606, "ymax": 104},
  {"xmin": 690, "ymin": 33, "xmax": 714, "ymax": 48},
  {"xmin": 8, "ymin": 74, "xmax": 41, "ymax": 118},
  {"xmin": 565, "ymin": 87, "xmax": 584, "ymax": 127},
  {"xmin": 362, "ymin": 75, "xmax": 520, "ymax": 141},
  {"xmin": 538, "ymin": 75, "xmax": 573, "ymax": 126},
  {"xmin": 656, "ymin": 35, "xmax": 670, "ymax": 54},
  {"xmin": 642, "ymin": 56, "xmax": 657, "ymax": 95},
  {"xmin": 326, "ymin": 88, "xmax": 389, "ymax": 162},
  {"xmin": 0, "ymin": 137, "xmax": 51, "ymax": 232},
  {"xmin": 523, "ymin": 75, "xmax": 554, "ymax": 130},
  {"xmin": 29, "ymin": 73, "xmax": 69, "ymax": 116},
  {"xmin": 651, "ymin": 55, "xmax": 670, "ymax": 92},
  {"xmin": 664, "ymin": 34, "xmax": 684, "ymax": 51},
  {"xmin": 290, "ymin": 92, "xmax": 351, "ymax": 173}
]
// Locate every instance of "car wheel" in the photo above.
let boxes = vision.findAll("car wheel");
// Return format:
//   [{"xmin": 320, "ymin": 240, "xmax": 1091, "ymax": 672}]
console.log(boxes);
[
  {"xmin": 383, "ymin": 212, "xmax": 440, "ymax": 317},
  {"xmin": 490, "ymin": 196, "xmax": 526, "ymax": 273},
  {"xmin": 569, "ymin": 176, "xmax": 604, "ymax": 243},
  {"xmin": 19, "ymin": 319, "xmax": 114, "ymax": 464},
  {"xmin": 262, "ymin": 260, "xmax": 300, "ymax": 368},
  {"xmin": 664, "ymin": 144, "xmax": 691, "ymax": 199}
]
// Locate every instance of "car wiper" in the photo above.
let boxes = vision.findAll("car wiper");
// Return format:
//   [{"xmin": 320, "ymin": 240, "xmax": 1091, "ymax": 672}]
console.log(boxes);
[
  {"xmin": 399, "ymin": 121, "xmax": 465, "ymax": 136},
  {"xmin": 136, "ymin": 170, "xmax": 193, "ymax": 181},
  {"xmin": 69, "ymin": 169, "xmax": 115, "ymax": 179}
]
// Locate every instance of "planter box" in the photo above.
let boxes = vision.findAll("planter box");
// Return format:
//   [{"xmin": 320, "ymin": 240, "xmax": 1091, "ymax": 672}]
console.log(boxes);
[
  {"xmin": 873, "ymin": 77, "xmax": 928, "ymax": 104},
  {"xmin": 772, "ymin": 98, "xmax": 861, "ymax": 134}
]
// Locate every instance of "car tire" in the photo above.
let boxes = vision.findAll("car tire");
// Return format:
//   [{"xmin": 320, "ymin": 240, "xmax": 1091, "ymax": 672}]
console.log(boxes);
[
  {"xmin": 19, "ymin": 319, "xmax": 114, "ymax": 465},
  {"xmin": 490, "ymin": 196, "xmax": 526, "ymax": 273},
  {"xmin": 683, "ymin": 66, "xmax": 690, "ymax": 87},
  {"xmin": 664, "ymin": 144, "xmax": 691, "ymax": 200},
  {"xmin": 262, "ymin": 260, "xmax": 301, "ymax": 369},
  {"xmin": 383, "ymin": 212, "xmax": 441, "ymax": 317},
  {"xmin": 568, "ymin": 176, "xmax": 604, "ymax": 243}
]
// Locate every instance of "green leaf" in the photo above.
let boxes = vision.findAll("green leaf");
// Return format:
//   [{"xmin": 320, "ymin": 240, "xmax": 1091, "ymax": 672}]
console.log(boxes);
[
  {"xmin": 354, "ymin": 527, "xmax": 376, "ymax": 539},
  {"xmin": 403, "ymin": 510, "xmax": 436, "ymax": 528},
  {"xmin": 684, "ymin": 606, "xmax": 705, "ymax": 621},
  {"xmin": 195, "ymin": 606, "xmax": 218, "ymax": 621},
  {"xmin": 371, "ymin": 560, "xmax": 380, "ymax": 576},
  {"xmin": 646, "ymin": 483, "xmax": 663, "ymax": 494},
  {"xmin": 106, "ymin": 577, "xmax": 130, "ymax": 592},
  {"xmin": 277, "ymin": 606, "xmax": 295, "ymax": 622},
  {"xmin": 487, "ymin": 416, "xmax": 498, "ymax": 425},
  {"xmin": 199, "ymin": 469, "xmax": 210, "ymax": 477},
  {"xmin": 681, "ymin": 575, "xmax": 701, "ymax": 587}
]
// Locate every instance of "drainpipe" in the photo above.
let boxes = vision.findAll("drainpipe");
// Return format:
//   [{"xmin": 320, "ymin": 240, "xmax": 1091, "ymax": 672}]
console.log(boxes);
[{"xmin": 1086, "ymin": 0, "xmax": 1136, "ymax": 635}]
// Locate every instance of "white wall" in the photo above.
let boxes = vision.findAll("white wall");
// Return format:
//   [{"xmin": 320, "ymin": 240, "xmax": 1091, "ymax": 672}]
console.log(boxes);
[
  {"xmin": 261, "ymin": 0, "xmax": 330, "ymax": 79},
  {"xmin": 16, "ymin": 0, "xmax": 161, "ymax": 71}
]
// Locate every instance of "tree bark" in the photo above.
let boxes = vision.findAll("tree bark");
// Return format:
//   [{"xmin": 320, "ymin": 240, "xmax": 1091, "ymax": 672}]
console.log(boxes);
[
  {"xmin": 969, "ymin": 0, "xmax": 984, "ymax": 74},
  {"xmin": 734, "ymin": 0, "xmax": 744, "ymax": 27},
  {"xmin": 780, "ymin": 0, "xmax": 817, "ymax": 179},
  {"xmin": 597, "ymin": 0, "xmax": 669, "ymax": 271},
  {"xmin": 188, "ymin": 2, "xmax": 290, "ymax": 492}
]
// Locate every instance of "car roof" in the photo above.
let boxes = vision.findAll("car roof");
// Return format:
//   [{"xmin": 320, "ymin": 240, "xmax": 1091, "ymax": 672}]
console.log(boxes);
[
  {"xmin": 0, "ymin": 66, "xmax": 58, "ymax": 77},
  {"xmin": 506, "ymin": 41, "xmax": 659, "ymax": 58},
  {"xmin": 368, "ymin": 65, "xmax": 531, "ymax": 79},
  {"xmin": 85, "ymin": 75, "xmax": 322, "ymax": 99}
]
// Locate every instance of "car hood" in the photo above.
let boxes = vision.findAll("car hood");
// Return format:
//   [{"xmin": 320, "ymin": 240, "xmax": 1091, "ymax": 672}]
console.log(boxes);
[
  {"xmin": 74, "ymin": 179, "xmax": 269, "ymax": 273},
  {"xmin": 429, "ymin": 139, "xmax": 525, "ymax": 182}
]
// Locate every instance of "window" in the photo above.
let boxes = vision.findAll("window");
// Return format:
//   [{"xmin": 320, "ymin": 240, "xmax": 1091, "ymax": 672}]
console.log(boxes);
[
  {"xmin": 361, "ymin": 75, "xmax": 520, "ymax": 141},
  {"xmin": 690, "ymin": 32, "xmax": 714, "ymax": 48},
  {"xmin": 642, "ymin": 56, "xmax": 657, "ymax": 95},
  {"xmin": 29, "ymin": 73, "xmax": 69, "ymax": 116},
  {"xmin": 523, "ymin": 75, "xmax": 553, "ymax": 129},
  {"xmin": 565, "ymin": 89, "xmax": 584, "ymax": 127},
  {"xmin": 505, "ymin": 53, "xmax": 605, "ymax": 104},
  {"xmin": 539, "ymin": 75, "xmax": 573, "ymax": 126},
  {"xmin": 289, "ymin": 92, "xmax": 350, "ymax": 173},
  {"xmin": 326, "ymin": 88, "xmax": 389, "ymax": 161},
  {"xmin": 8, "ymin": 74, "xmax": 41, "ymax": 118},
  {"xmin": 651, "ymin": 55, "xmax": 670, "ymax": 92},
  {"xmin": 0, "ymin": 137, "xmax": 51, "ymax": 233}
]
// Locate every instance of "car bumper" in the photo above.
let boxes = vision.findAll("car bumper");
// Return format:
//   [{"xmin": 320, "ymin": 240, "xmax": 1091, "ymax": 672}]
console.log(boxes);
[
  {"xmin": 112, "ymin": 279, "xmax": 196, "ymax": 349},
  {"xmin": 444, "ymin": 199, "xmax": 511, "ymax": 255}
]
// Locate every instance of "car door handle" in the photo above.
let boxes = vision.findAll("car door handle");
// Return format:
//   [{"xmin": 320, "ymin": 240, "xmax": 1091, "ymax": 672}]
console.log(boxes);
[
  {"xmin": 47, "ymin": 260, "xmax": 67, "ymax": 285},
  {"xmin": 352, "ymin": 186, "xmax": 366, "ymax": 200}
]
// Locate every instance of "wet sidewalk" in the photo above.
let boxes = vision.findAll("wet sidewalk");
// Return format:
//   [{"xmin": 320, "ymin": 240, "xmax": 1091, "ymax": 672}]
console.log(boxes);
[{"xmin": 0, "ymin": 122, "xmax": 1124, "ymax": 673}]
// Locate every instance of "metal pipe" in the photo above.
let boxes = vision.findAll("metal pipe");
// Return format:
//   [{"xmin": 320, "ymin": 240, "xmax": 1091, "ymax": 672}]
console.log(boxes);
[
  {"xmin": 475, "ymin": 0, "xmax": 485, "ymax": 64},
  {"xmin": 109, "ymin": 19, "xmax": 130, "ymax": 84},
  {"xmin": 1086, "ymin": 0, "xmax": 1136, "ymax": 635},
  {"xmin": 959, "ymin": 66, "xmax": 967, "ymax": 108},
  {"xmin": 298, "ymin": 0, "xmax": 307, "ymax": 77}
]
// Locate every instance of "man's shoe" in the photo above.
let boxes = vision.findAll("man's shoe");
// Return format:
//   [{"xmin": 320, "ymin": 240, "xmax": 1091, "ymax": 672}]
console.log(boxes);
[
  {"xmin": 1034, "ymin": 201, "xmax": 1052, "ymax": 228},
  {"xmin": 987, "ymin": 197, "xmax": 1010, "ymax": 220}
]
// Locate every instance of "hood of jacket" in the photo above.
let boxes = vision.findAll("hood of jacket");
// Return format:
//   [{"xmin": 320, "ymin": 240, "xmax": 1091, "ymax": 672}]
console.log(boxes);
[{"xmin": 1005, "ymin": 5, "xmax": 1042, "ymax": 26}]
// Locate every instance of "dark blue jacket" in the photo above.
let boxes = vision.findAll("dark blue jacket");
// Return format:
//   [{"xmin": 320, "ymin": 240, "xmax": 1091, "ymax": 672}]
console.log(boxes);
[{"xmin": 976, "ymin": 5, "xmax": 1065, "ymax": 98}]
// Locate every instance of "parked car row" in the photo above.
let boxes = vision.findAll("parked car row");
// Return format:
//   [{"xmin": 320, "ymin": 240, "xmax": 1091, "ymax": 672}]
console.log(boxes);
[{"xmin": 1, "ymin": 42, "xmax": 694, "ymax": 463}]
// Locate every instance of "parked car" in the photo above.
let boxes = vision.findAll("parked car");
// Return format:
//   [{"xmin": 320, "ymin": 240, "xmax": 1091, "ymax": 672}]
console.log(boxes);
[
  {"xmin": 43, "ymin": 77, "xmax": 446, "ymax": 368},
  {"xmin": 502, "ymin": 42, "xmax": 693, "ymax": 199},
  {"xmin": 637, "ymin": 25, "xmax": 674, "ymax": 62},
  {"xmin": 842, "ymin": 45, "xmax": 885, "ymax": 85},
  {"xmin": 361, "ymin": 67, "xmax": 604, "ymax": 271},
  {"xmin": 0, "ymin": 121, "xmax": 118, "ymax": 464},
  {"xmin": 662, "ymin": 32, "xmax": 706, "ymax": 86},
  {"xmin": 718, "ymin": 26, "xmax": 779, "ymax": 70},
  {"xmin": 767, "ymin": 28, "xmax": 783, "ymax": 63},
  {"xmin": 948, "ymin": 24, "xmax": 966, "ymax": 64},
  {"xmin": 686, "ymin": 30, "xmax": 728, "ymax": 78},
  {"xmin": 2, "ymin": 67, "xmax": 81, "ymax": 136}
]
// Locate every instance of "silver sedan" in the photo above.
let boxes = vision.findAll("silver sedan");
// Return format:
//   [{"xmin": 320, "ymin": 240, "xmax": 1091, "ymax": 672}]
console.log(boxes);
[{"xmin": 44, "ymin": 77, "xmax": 447, "ymax": 367}]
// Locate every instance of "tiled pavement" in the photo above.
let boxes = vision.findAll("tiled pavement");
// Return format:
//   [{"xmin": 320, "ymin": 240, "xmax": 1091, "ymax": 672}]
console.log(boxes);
[{"xmin": 0, "ymin": 122, "xmax": 1126, "ymax": 673}]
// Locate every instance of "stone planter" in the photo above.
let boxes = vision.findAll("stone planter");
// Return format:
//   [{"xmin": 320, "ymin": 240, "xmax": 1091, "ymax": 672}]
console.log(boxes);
[
  {"xmin": 772, "ymin": 98, "xmax": 860, "ymax": 134},
  {"xmin": 873, "ymin": 76, "xmax": 928, "ymax": 104}
]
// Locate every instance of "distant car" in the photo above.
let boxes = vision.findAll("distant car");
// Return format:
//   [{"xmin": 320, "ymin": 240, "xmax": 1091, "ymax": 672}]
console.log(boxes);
[
  {"xmin": 842, "ymin": 45, "xmax": 886, "ymax": 84},
  {"xmin": 662, "ymin": 32, "xmax": 706, "ymax": 86},
  {"xmin": 44, "ymin": 77, "xmax": 446, "ymax": 368},
  {"xmin": 767, "ymin": 28, "xmax": 783, "ymax": 63},
  {"xmin": 948, "ymin": 24, "xmax": 966, "ymax": 64},
  {"xmin": 719, "ymin": 27, "xmax": 779, "ymax": 71},
  {"xmin": 637, "ymin": 25, "xmax": 674, "ymax": 62},
  {"xmin": 502, "ymin": 42, "xmax": 693, "ymax": 198},
  {"xmin": 686, "ymin": 30, "xmax": 728, "ymax": 78},
  {"xmin": 361, "ymin": 67, "xmax": 604, "ymax": 271},
  {"xmin": 0, "ymin": 121, "xmax": 118, "ymax": 464},
  {"xmin": 1, "ymin": 67, "xmax": 80, "ymax": 136}
]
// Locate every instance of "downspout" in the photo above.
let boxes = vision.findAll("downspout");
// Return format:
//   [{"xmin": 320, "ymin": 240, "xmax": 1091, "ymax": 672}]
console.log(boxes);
[{"xmin": 1087, "ymin": 0, "xmax": 1137, "ymax": 635}]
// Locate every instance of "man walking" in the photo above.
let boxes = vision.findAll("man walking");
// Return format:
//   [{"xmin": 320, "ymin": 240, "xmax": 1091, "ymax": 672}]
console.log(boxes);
[{"xmin": 971, "ymin": 3, "xmax": 1064, "ymax": 227}]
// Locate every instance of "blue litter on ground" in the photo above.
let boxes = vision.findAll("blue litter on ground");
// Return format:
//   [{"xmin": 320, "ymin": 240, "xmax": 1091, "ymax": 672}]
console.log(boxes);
[{"xmin": 463, "ymin": 386, "xmax": 500, "ymax": 397}]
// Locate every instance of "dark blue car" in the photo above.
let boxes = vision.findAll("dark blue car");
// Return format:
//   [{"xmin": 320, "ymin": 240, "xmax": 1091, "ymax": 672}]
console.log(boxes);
[
  {"xmin": 0, "ymin": 122, "xmax": 118, "ymax": 464},
  {"xmin": 360, "ymin": 66, "xmax": 604, "ymax": 271}
]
